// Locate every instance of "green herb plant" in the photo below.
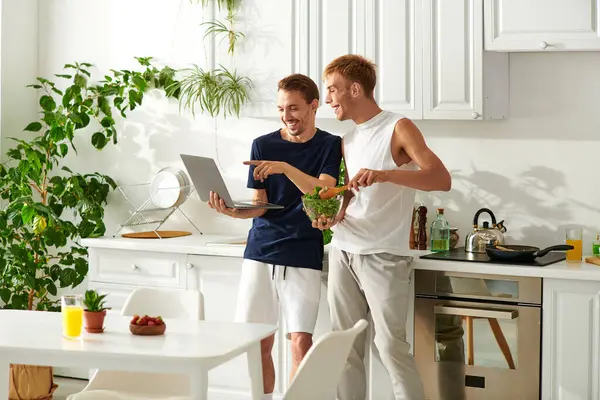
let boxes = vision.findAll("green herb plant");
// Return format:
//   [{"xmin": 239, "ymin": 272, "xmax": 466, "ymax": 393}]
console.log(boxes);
[
  {"xmin": 178, "ymin": 0, "xmax": 252, "ymax": 117},
  {"xmin": 165, "ymin": 64, "xmax": 251, "ymax": 118},
  {"xmin": 83, "ymin": 289, "xmax": 108, "ymax": 312},
  {"xmin": 0, "ymin": 57, "xmax": 178, "ymax": 311}
]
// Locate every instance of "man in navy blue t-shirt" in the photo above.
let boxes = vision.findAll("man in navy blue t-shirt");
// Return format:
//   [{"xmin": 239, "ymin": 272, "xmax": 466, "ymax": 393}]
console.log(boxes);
[{"xmin": 208, "ymin": 74, "xmax": 342, "ymax": 399}]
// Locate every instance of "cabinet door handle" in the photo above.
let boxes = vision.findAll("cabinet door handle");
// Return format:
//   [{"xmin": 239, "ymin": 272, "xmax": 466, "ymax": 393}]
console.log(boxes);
[
  {"xmin": 186, "ymin": 262, "xmax": 194, "ymax": 270},
  {"xmin": 540, "ymin": 41, "xmax": 548, "ymax": 49},
  {"xmin": 131, "ymin": 264, "xmax": 139, "ymax": 271},
  {"xmin": 471, "ymin": 112, "xmax": 480, "ymax": 119},
  {"xmin": 434, "ymin": 305, "xmax": 517, "ymax": 320}
]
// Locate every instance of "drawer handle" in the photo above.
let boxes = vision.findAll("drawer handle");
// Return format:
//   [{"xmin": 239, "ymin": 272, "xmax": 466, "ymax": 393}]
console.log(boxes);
[
  {"xmin": 186, "ymin": 263, "xmax": 194, "ymax": 270},
  {"xmin": 131, "ymin": 264, "xmax": 139, "ymax": 271},
  {"xmin": 434, "ymin": 305, "xmax": 517, "ymax": 320}
]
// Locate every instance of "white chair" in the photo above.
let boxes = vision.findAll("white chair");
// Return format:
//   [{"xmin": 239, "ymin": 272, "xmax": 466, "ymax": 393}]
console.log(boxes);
[
  {"xmin": 67, "ymin": 319, "xmax": 368, "ymax": 400},
  {"xmin": 283, "ymin": 319, "xmax": 368, "ymax": 399},
  {"xmin": 67, "ymin": 287, "xmax": 204, "ymax": 400}
]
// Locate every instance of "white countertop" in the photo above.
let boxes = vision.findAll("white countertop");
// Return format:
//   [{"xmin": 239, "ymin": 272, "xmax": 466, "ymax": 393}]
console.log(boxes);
[{"xmin": 81, "ymin": 234, "xmax": 600, "ymax": 281}]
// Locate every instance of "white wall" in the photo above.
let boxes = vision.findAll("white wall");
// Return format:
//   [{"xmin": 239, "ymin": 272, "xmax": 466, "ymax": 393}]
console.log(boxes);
[
  {"xmin": 1, "ymin": 0, "xmax": 38, "ymax": 159},
  {"xmin": 6, "ymin": 1, "xmax": 600, "ymax": 253}
]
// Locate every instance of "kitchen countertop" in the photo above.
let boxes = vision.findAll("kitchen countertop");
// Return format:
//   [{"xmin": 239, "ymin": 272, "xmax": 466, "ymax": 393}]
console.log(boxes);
[{"xmin": 81, "ymin": 234, "xmax": 600, "ymax": 281}]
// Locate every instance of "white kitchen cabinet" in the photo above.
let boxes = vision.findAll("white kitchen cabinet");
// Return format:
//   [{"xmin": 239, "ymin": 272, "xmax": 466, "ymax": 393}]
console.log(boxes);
[
  {"xmin": 312, "ymin": 0, "xmax": 423, "ymax": 120},
  {"xmin": 542, "ymin": 278, "xmax": 600, "ymax": 400},
  {"xmin": 220, "ymin": 0, "xmax": 506, "ymax": 120},
  {"xmin": 485, "ymin": 0, "xmax": 600, "ymax": 52},
  {"xmin": 423, "ymin": 0, "xmax": 508, "ymax": 120}
]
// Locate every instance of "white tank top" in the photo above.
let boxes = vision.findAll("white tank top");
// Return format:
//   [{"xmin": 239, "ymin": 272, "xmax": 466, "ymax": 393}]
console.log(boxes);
[{"xmin": 330, "ymin": 110, "xmax": 417, "ymax": 255}]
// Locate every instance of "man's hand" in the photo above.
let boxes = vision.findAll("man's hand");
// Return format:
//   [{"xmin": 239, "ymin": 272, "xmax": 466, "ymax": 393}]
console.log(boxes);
[
  {"xmin": 348, "ymin": 168, "xmax": 385, "ymax": 191},
  {"xmin": 208, "ymin": 191, "xmax": 239, "ymax": 218},
  {"xmin": 311, "ymin": 210, "xmax": 346, "ymax": 231},
  {"xmin": 243, "ymin": 160, "xmax": 289, "ymax": 182}
]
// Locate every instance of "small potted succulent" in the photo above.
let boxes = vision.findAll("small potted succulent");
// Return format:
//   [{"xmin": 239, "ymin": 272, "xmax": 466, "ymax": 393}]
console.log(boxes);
[{"xmin": 83, "ymin": 289, "xmax": 109, "ymax": 333}]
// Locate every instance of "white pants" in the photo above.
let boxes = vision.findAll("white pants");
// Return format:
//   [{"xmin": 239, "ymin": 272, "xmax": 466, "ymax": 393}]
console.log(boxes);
[
  {"xmin": 327, "ymin": 247, "xmax": 425, "ymax": 400},
  {"xmin": 234, "ymin": 259, "xmax": 322, "ymax": 338}
]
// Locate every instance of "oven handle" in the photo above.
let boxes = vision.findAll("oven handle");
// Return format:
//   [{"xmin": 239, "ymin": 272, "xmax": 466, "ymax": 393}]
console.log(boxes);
[{"xmin": 434, "ymin": 305, "xmax": 518, "ymax": 320}]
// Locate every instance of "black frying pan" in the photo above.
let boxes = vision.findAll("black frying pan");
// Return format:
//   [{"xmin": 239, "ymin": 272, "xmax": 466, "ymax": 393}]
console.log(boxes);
[{"xmin": 485, "ymin": 244, "xmax": 574, "ymax": 262}]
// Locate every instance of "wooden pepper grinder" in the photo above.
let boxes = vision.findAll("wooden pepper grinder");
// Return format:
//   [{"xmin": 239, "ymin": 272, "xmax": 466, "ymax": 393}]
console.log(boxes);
[
  {"xmin": 417, "ymin": 205, "xmax": 428, "ymax": 250},
  {"xmin": 409, "ymin": 206, "xmax": 416, "ymax": 249}
]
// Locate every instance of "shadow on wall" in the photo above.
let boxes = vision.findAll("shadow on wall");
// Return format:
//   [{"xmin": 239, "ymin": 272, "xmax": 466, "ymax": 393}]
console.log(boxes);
[
  {"xmin": 62, "ymin": 89, "xmax": 263, "ymax": 237},
  {"xmin": 421, "ymin": 165, "xmax": 600, "ymax": 250}
]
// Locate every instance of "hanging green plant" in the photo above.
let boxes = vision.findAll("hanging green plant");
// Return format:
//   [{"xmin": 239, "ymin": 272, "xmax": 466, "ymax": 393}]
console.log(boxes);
[
  {"xmin": 193, "ymin": 0, "xmax": 237, "ymax": 13},
  {"xmin": 201, "ymin": 12, "xmax": 245, "ymax": 55},
  {"xmin": 166, "ymin": 64, "xmax": 251, "ymax": 118}
]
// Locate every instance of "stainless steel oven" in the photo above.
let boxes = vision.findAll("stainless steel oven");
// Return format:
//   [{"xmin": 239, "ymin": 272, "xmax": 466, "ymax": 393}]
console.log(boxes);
[{"xmin": 414, "ymin": 270, "xmax": 541, "ymax": 400}]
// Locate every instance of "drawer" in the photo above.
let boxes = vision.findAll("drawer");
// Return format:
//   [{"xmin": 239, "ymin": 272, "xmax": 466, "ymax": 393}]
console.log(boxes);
[{"xmin": 89, "ymin": 248, "xmax": 186, "ymax": 288}]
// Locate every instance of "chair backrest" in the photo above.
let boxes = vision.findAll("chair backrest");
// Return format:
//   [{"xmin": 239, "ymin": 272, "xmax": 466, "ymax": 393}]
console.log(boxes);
[
  {"xmin": 284, "ymin": 319, "xmax": 368, "ymax": 400},
  {"xmin": 120, "ymin": 287, "xmax": 204, "ymax": 321}
]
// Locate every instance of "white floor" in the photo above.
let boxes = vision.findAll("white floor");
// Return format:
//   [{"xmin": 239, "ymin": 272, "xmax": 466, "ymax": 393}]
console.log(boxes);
[{"xmin": 54, "ymin": 377, "xmax": 88, "ymax": 400}]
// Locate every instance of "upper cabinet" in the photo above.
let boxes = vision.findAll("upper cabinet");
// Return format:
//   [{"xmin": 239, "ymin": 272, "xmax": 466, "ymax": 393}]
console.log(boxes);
[
  {"xmin": 423, "ymin": 0, "xmax": 508, "ymax": 120},
  {"xmin": 314, "ymin": 0, "xmax": 508, "ymax": 120},
  {"xmin": 313, "ymin": 0, "xmax": 423, "ymax": 120},
  {"xmin": 485, "ymin": 0, "xmax": 600, "ymax": 51},
  {"xmin": 226, "ymin": 0, "xmax": 508, "ymax": 120}
]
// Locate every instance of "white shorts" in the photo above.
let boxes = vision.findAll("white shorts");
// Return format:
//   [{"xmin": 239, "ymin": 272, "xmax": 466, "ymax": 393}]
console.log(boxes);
[{"xmin": 234, "ymin": 259, "xmax": 322, "ymax": 339}]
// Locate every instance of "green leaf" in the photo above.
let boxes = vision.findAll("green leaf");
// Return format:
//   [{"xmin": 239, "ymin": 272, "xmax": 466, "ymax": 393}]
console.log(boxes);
[
  {"xmin": 76, "ymin": 113, "xmax": 90, "ymax": 128},
  {"xmin": 24, "ymin": 122, "xmax": 42, "ymax": 132},
  {"xmin": 47, "ymin": 282, "xmax": 57, "ymax": 296},
  {"xmin": 98, "ymin": 96, "xmax": 111, "ymax": 116},
  {"xmin": 74, "ymin": 74, "xmax": 87, "ymax": 88},
  {"xmin": 100, "ymin": 117, "xmax": 114, "ymax": 128},
  {"xmin": 91, "ymin": 132, "xmax": 107, "ymax": 149},
  {"xmin": 22, "ymin": 205, "xmax": 35, "ymax": 225},
  {"xmin": 0, "ymin": 288, "xmax": 11, "ymax": 304},
  {"xmin": 132, "ymin": 75, "xmax": 147, "ymax": 92},
  {"xmin": 40, "ymin": 95, "xmax": 56, "ymax": 112},
  {"xmin": 59, "ymin": 144, "xmax": 68, "ymax": 157},
  {"xmin": 62, "ymin": 87, "xmax": 73, "ymax": 107},
  {"xmin": 33, "ymin": 215, "xmax": 47, "ymax": 234},
  {"xmin": 55, "ymin": 74, "xmax": 72, "ymax": 79},
  {"xmin": 74, "ymin": 257, "xmax": 88, "ymax": 276},
  {"xmin": 60, "ymin": 268, "xmax": 77, "ymax": 287}
]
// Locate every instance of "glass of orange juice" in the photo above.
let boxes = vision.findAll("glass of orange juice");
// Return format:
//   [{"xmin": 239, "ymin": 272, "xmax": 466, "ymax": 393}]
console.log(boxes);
[
  {"xmin": 61, "ymin": 294, "xmax": 83, "ymax": 340},
  {"xmin": 566, "ymin": 228, "xmax": 583, "ymax": 262}
]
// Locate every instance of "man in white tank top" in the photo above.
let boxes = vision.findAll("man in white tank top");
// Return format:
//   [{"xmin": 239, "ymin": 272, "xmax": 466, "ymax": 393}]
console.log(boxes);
[{"xmin": 315, "ymin": 55, "xmax": 451, "ymax": 400}]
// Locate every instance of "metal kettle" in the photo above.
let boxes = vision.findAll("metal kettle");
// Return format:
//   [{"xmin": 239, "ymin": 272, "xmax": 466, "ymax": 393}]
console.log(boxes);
[{"xmin": 465, "ymin": 208, "xmax": 507, "ymax": 253}]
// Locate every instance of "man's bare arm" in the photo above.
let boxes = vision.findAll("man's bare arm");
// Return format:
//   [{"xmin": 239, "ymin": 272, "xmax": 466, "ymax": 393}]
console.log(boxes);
[
  {"xmin": 349, "ymin": 119, "xmax": 451, "ymax": 192},
  {"xmin": 243, "ymin": 160, "xmax": 336, "ymax": 194},
  {"xmin": 284, "ymin": 167, "xmax": 336, "ymax": 194},
  {"xmin": 208, "ymin": 189, "xmax": 268, "ymax": 219}
]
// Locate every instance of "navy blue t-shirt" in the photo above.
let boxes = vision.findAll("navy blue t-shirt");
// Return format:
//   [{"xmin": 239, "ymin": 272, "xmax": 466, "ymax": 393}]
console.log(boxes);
[{"xmin": 243, "ymin": 129, "xmax": 342, "ymax": 271}]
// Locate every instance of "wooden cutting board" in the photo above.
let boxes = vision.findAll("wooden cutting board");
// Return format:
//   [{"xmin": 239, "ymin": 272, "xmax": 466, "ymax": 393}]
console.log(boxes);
[
  {"xmin": 121, "ymin": 231, "xmax": 192, "ymax": 239},
  {"xmin": 584, "ymin": 256, "xmax": 600, "ymax": 267}
]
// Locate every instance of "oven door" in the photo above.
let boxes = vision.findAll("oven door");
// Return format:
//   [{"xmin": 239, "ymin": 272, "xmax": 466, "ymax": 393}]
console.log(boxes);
[{"xmin": 414, "ymin": 297, "xmax": 540, "ymax": 400}]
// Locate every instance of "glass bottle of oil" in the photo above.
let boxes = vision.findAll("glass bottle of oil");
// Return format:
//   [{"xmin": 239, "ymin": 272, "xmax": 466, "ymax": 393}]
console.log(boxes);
[
  {"xmin": 430, "ymin": 208, "xmax": 450, "ymax": 252},
  {"xmin": 593, "ymin": 234, "xmax": 600, "ymax": 256}
]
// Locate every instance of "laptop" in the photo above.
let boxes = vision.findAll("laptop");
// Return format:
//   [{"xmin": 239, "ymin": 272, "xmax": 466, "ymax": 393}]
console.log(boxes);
[{"xmin": 180, "ymin": 154, "xmax": 284, "ymax": 210}]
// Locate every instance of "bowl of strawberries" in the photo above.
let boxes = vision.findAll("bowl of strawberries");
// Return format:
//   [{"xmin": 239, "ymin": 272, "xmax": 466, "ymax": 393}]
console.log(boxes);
[{"xmin": 129, "ymin": 314, "xmax": 166, "ymax": 336}]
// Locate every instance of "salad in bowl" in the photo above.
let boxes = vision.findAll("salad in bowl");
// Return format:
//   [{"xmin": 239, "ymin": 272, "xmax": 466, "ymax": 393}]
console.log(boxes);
[{"xmin": 301, "ymin": 186, "xmax": 346, "ymax": 222}]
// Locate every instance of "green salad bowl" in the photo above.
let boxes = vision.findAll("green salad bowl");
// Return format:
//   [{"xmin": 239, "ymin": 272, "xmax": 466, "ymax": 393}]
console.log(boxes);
[{"xmin": 301, "ymin": 194, "xmax": 343, "ymax": 222}]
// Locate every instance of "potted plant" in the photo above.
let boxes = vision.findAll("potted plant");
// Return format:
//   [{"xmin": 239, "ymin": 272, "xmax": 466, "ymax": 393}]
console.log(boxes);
[
  {"xmin": 0, "ymin": 57, "xmax": 179, "ymax": 400},
  {"xmin": 83, "ymin": 289, "xmax": 109, "ymax": 333}
]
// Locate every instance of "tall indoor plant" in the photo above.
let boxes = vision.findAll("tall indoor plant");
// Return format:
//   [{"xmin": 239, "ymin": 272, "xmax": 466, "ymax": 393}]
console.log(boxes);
[{"xmin": 0, "ymin": 57, "xmax": 180, "ymax": 399}]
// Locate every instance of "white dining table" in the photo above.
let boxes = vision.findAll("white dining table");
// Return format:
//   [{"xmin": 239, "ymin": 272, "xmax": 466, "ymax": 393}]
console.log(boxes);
[{"xmin": 0, "ymin": 310, "xmax": 277, "ymax": 400}]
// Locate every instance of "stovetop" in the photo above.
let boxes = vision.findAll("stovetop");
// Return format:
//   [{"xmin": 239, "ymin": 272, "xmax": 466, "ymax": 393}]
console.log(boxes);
[{"xmin": 420, "ymin": 247, "xmax": 567, "ymax": 266}]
